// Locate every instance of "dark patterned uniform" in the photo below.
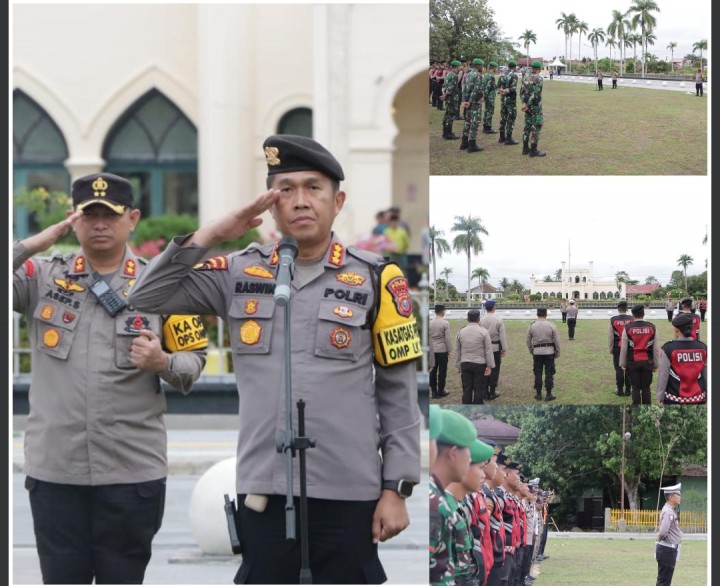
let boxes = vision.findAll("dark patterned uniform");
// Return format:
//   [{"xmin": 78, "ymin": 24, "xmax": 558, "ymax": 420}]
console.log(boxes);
[
  {"xmin": 522, "ymin": 72, "xmax": 544, "ymax": 153},
  {"xmin": 431, "ymin": 475, "xmax": 457, "ymax": 586},
  {"xmin": 499, "ymin": 69, "xmax": 519, "ymax": 142},
  {"xmin": 462, "ymin": 69, "xmax": 484, "ymax": 142},
  {"xmin": 443, "ymin": 69, "xmax": 461, "ymax": 137},
  {"xmin": 482, "ymin": 72, "xmax": 497, "ymax": 132}
]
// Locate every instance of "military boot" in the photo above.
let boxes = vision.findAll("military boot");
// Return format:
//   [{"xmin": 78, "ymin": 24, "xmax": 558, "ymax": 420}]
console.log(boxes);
[
  {"xmin": 459, "ymin": 135, "xmax": 469, "ymax": 150},
  {"xmin": 484, "ymin": 125, "xmax": 498, "ymax": 134},
  {"xmin": 529, "ymin": 145, "xmax": 546, "ymax": 157},
  {"xmin": 505, "ymin": 132, "xmax": 519, "ymax": 145},
  {"xmin": 534, "ymin": 391, "xmax": 542, "ymax": 401},
  {"xmin": 467, "ymin": 139, "xmax": 483, "ymax": 153},
  {"xmin": 522, "ymin": 138, "xmax": 530, "ymax": 155},
  {"xmin": 498, "ymin": 131, "xmax": 506, "ymax": 143},
  {"xmin": 545, "ymin": 391, "xmax": 557, "ymax": 401},
  {"xmin": 445, "ymin": 123, "xmax": 459, "ymax": 140}
]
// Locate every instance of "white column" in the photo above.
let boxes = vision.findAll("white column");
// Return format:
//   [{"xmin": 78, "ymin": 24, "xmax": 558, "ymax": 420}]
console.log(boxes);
[{"xmin": 197, "ymin": 5, "xmax": 255, "ymax": 225}]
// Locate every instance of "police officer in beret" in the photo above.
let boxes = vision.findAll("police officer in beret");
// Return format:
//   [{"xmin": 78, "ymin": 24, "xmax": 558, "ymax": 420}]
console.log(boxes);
[
  {"xmin": 430, "ymin": 303, "xmax": 452, "ymax": 398},
  {"xmin": 430, "ymin": 409, "xmax": 478, "ymax": 586},
  {"xmin": 609, "ymin": 300, "xmax": 634, "ymax": 398},
  {"xmin": 13, "ymin": 172, "xmax": 208, "ymax": 584},
  {"xmin": 620, "ymin": 304, "xmax": 661, "ymax": 405},
  {"xmin": 480, "ymin": 299, "xmax": 507, "ymax": 400},
  {"xmin": 129, "ymin": 135, "xmax": 422, "ymax": 584},
  {"xmin": 656, "ymin": 313, "xmax": 707, "ymax": 404}
]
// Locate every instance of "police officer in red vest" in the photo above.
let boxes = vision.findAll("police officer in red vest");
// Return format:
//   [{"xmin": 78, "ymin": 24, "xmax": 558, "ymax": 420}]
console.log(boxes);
[
  {"xmin": 609, "ymin": 300, "xmax": 634, "ymax": 398},
  {"xmin": 656, "ymin": 313, "xmax": 707, "ymax": 405},
  {"xmin": 619, "ymin": 304, "xmax": 661, "ymax": 405}
]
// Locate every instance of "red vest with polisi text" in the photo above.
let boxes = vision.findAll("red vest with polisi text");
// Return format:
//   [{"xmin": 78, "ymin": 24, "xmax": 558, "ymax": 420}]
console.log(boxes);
[{"xmin": 662, "ymin": 339, "xmax": 707, "ymax": 403}]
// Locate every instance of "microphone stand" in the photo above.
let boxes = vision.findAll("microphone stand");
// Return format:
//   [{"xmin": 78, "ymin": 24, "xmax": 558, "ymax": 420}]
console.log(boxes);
[{"xmin": 274, "ymin": 258, "xmax": 316, "ymax": 584}]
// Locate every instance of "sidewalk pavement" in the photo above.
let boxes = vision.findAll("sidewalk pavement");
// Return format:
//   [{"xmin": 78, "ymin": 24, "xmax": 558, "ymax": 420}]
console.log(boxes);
[{"xmin": 12, "ymin": 415, "xmax": 430, "ymax": 585}]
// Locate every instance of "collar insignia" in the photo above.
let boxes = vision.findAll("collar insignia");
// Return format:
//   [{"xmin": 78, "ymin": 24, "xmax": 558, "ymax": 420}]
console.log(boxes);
[{"xmin": 328, "ymin": 243, "xmax": 344, "ymax": 266}]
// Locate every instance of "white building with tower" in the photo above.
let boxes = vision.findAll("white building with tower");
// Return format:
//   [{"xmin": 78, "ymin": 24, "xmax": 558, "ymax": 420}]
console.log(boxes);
[{"xmin": 530, "ymin": 261, "xmax": 626, "ymax": 301}]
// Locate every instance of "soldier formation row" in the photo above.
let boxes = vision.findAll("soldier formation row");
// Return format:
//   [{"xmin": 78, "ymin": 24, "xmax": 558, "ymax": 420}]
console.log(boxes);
[
  {"xmin": 430, "ymin": 59, "xmax": 546, "ymax": 157},
  {"xmin": 429, "ymin": 299, "xmax": 707, "ymax": 405}
]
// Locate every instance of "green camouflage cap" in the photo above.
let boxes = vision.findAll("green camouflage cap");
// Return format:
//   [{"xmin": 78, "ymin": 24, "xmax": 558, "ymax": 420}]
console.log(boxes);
[
  {"xmin": 531, "ymin": 60, "xmax": 542, "ymax": 68},
  {"xmin": 472, "ymin": 58, "xmax": 485, "ymax": 66},
  {"xmin": 450, "ymin": 60, "xmax": 462, "ymax": 67},
  {"xmin": 470, "ymin": 439, "xmax": 495, "ymax": 463},
  {"xmin": 429, "ymin": 405, "xmax": 442, "ymax": 440},
  {"xmin": 489, "ymin": 61, "xmax": 499, "ymax": 68},
  {"xmin": 436, "ymin": 409, "xmax": 477, "ymax": 448},
  {"xmin": 508, "ymin": 59, "xmax": 517, "ymax": 67}
]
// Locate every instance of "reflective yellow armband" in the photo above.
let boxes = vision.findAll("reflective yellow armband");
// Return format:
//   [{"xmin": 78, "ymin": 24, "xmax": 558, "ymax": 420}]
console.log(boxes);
[
  {"xmin": 372, "ymin": 263, "xmax": 422, "ymax": 366},
  {"xmin": 162, "ymin": 315, "xmax": 209, "ymax": 352}
]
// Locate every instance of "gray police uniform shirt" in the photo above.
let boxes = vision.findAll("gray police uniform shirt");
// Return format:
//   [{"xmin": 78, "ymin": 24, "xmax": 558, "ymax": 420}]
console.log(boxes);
[
  {"xmin": 453, "ymin": 323, "xmax": 495, "ymax": 370},
  {"xmin": 128, "ymin": 234, "xmax": 421, "ymax": 500},
  {"xmin": 429, "ymin": 316, "xmax": 452, "ymax": 353},
  {"xmin": 526, "ymin": 320, "xmax": 560, "ymax": 357},
  {"xmin": 479, "ymin": 312, "xmax": 508, "ymax": 354},
  {"xmin": 657, "ymin": 502, "xmax": 682, "ymax": 545},
  {"xmin": 565, "ymin": 305, "xmax": 578, "ymax": 320},
  {"xmin": 13, "ymin": 243, "xmax": 206, "ymax": 485}
]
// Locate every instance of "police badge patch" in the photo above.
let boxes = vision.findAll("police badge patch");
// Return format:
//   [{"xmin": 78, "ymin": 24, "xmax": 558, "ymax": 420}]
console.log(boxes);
[
  {"xmin": 329, "ymin": 327, "xmax": 351, "ymax": 349},
  {"xmin": 125, "ymin": 315, "xmax": 150, "ymax": 334},
  {"xmin": 385, "ymin": 276, "xmax": 414, "ymax": 317}
]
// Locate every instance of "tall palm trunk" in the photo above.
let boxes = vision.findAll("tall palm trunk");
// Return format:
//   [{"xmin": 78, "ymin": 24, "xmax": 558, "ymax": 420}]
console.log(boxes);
[
  {"xmin": 431, "ymin": 249, "xmax": 437, "ymax": 302},
  {"xmin": 466, "ymin": 246, "xmax": 472, "ymax": 306}
]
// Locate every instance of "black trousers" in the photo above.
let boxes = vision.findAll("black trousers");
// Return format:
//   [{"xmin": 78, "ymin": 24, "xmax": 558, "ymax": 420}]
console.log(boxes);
[
  {"xmin": 539, "ymin": 520, "xmax": 549, "ymax": 554},
  {"xmin": 513, "ymin": 547, "xmax": 525, "ymax": 585},
  {"xmin": 696, "ymin": 82, "xmax": 703, "ymax": 96},
  {"xmin": 613, "ymin": 348, "xmax": 631, "ymax": 393},
  {"xmin": 567, "ymin": 318, "xmax": 577, "ymax": 339},
  {"xmin": 489, "ymin": 349, "xmax": 502, "ymax": 390},
  {"xmin": 628, "ymin": 360, "xmax": 654, "ymax": 405},
  {"xmin": 667, "ymin": 310, "xmax": 674, "ymax": 322},
  {"xmin": 612, "ymin": 79, "xmax": 617, "ymax": 89},
  {"xmin": 26, "ymin": 476, "xmax": 166, "ymax": 584},
  {"xmin": 487, "ymin": 558, "xmax": 505, "ymax": 586},
  {"xmin": 655, "ymin": 543, "xmax": 678, "ymax": 586},
  {"xmin": 234, "ymin": 495, "xmax": 385, "ymax": 584},
  {"xmin": 561, "ymin": 311, "xmax": 567, "ymax": 323},
  {"xmin": 500, "ymin": 552, "xmax": 516, "ymax": 585},
  {"xmin": 533, "ymin": 355, "xmax": 556, "ymax": 393},
  {"xmin": 430, "ymin": 352, "xmax": 449, "ymax": 395},
  {"xmin": 700, "ymin": 308, "xmax": 706, "ymax": 321},
  {"xmin": 461, "ymin": 361, "xmax": 489, "ymax": 404},
  {"xmin": 597, "ymin": 79, "xmax": 603, "ymax": 90}
]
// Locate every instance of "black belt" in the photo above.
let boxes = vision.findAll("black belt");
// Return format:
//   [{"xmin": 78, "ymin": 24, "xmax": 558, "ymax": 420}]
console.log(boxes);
[{"xmin": 533, "ymin": 343, "xmax": 554, "ymax": 348}]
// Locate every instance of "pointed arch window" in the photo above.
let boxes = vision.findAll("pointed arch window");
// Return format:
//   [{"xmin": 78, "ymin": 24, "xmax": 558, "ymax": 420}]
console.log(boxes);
[{"xmin": 277, "ymin": 107, "xmax": 313, "ymax": 137}]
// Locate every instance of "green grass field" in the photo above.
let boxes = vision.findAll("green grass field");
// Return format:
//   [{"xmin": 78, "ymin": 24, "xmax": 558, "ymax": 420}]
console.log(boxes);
[
  {"xmin": 429, "ymin": 81, "xmax": 707, "ymax": 175},
  {"xmin": 535, "ymin": 538, "xmax": 707, "ymax": 585},
  {"xmin": 431, "ymin": 315, "xmax": 692, "ymax": 404}
]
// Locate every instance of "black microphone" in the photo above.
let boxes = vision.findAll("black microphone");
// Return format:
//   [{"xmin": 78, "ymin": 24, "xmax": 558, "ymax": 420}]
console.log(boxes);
[{"xmin": 274, "ymin": 236, "xmax": 298, "ymax": 306}]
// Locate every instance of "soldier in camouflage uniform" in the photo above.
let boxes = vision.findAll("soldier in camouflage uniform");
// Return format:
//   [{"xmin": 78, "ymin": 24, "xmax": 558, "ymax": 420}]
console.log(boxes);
[
  {"xmin": 430, "ymin": 409, "xmax": 478, "ymax": 586},
  {"xmin": 497, "ymin": 60, "xmax": 520, "ymax": 145},
  {"xmin": 441, "ymin": 61, "xmax": 463, "ymax": 140},
  {"xmin": 460, "ymin": 58, "xmax": 485, "ymax": 153},
  {"xmin": 482, "ymin": 62, "xmax": 499, "ymax": 135},
  {"xmin": 449, "ymin": 439, "xmax": 494, "ymax": 586},
  {"xmin": 521, "ymin": 60, "xmax": 546, "ymax": 157}
]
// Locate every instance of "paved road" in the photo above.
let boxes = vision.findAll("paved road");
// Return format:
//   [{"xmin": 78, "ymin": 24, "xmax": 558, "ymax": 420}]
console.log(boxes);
[
  {"xmin": 12, "ymin": 415, "xmax": 430, "ymax": 585},
  {"xmin": 553, "ymin": 75, "xmax": 709, "ymax": 94}
]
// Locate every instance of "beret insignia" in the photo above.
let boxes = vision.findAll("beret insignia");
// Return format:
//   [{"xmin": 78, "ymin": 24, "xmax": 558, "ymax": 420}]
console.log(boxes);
[{"xmin": 264, "ymin": 147, "xmax": 281, "ymax": 166}]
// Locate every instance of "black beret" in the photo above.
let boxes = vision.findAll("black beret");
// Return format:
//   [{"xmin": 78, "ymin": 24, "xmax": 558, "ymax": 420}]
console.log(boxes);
[
  {"xmin": 479, "ymin": 437, "xmax": 503, "ymax": 455},
  {"xmin": 263, "ymin": 134, "xmax": 344, "ymax": 182},
  {"xmin": 72, "ymin": 172, "xmax": 134, "ymax": 214},
  {"xmin": 631, "ymin": 304, "xmax": 645, "ymax": 316},
  {"xmin": 672, "ymin": 312, "xmax": 695, "ymax": 329},
  {"xmin": 467, "ymin": 309, "xmax": 481, "ymax": 321}
]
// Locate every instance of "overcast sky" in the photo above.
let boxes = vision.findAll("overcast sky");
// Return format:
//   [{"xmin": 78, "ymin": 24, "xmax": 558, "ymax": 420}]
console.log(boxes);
[
  {"xmin": 429, "ymin": 176, "xmax": 710, "ymax": 291},
  {"xmin": 490, "ymin": 0, "xmax": 710, "ymax": 64}
]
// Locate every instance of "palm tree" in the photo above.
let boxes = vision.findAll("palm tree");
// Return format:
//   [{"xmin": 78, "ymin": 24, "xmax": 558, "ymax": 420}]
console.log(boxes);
[
  {"xmin": 667, "ymin": 41, "xmax": 677, "ymax": 71},
  {"xmin": 451, "ymin": 214, "xmax": 489, "ymax": 306},
  {"xmin": 608, "ymin": 10, "xmax": 631, "ymax": 75},
  {"xmin": 429, "ymin": 226, "xmax": 451, "ymax": 302},
  {"xmin": 518, "ymin": 30, "xmax": 537, "ymax": 70},
  {"xmin": 554, "ymin": 269, "xmax": 563, "ymax": 282},
  {"xmin": 645, "ymin": 276, "xmax": 659, "ymax": 285},
  {"xmin": 588, "ymin": 28, "xmax": 606, "ymax": 73},
  {"xmin": 471, "ymin": 267, "xmax": 490, "ymax": 301},
  {"xmin": 693, "ymin": 39, "xmax": 708, "ymax": 75},
  {"xmin": 510, "ymin": 279, "xmax": 524, "ymax": 296},
  {"xmin": 676, "ymin": 255, "xmax": 694, "ymax": 292},
  {"xmin": 576, "ymin": 20, "xmax": 588, "ymax": 65},
  {"xmin": 556, "ymin": 12, "xmax": 573, "ymax": 73},
  {"xmin": 499, "ymin": 277, "xmax": 511, "ymax": 293},
  {"xmin": 606, "ymin": 38, "xmax": 617, "ymax": 63},
  {"xmin": 440, "ymin": 267, "xmax": 453, "ymax": 301},
  {"xmin": 625, "ymin": 0, "xmax": 660, "ymax": 77},
  {"xmin": 629, "ymin": 32, "xmax": 642, "ymax": 65},
  {"xmin": 566, "ymin": 13, "xmax": 579, "ymax": 72}
]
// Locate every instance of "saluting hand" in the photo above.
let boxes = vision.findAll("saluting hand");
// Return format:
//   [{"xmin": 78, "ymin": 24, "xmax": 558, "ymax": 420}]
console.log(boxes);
[
  {"xmin": 20, "ymin": 210, "xmax": 84, "ymax": 255},
  {"xmin": 372, "ymin": 490, "xmax": 410, "ymax": 544},
  {"xmin": 130, "ymin": 329, "xmax": 169, "ymax": 373},
  {"xmin": 188, "ymin": 189, "xmax": 281, "ymax": 248}
]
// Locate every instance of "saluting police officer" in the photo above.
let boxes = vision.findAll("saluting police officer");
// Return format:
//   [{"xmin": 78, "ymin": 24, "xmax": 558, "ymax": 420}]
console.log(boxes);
[
  {"xmin": 479, "ymin": 299, "xmax": 508, "ymax": 400},
  {"xmin": 13, "ymin": 173, "xmax": 208, "ymax": 584},
  {"xmin": 656, "ymin": 313, "xmax": 707, "ymax": 405},
  {"xmin": 129, "ymin": 135, "xmax": 422, "ymax": 584},
  {"xmin": 656, "ymin": 483, "xmax": 683, "ymax": 586},
  {"xmin": 430, "ymin": 409, "xmax": 478, "ymax": 586}
]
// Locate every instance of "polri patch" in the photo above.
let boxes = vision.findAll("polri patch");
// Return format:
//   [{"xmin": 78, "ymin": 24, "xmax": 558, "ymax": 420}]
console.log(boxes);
[
  {"xmin": 243, "ymin": 265, "xmax": 274, "ymax": 279},
  {"xmin": 385, "ymin": 276, "xmax": 413, "ymax": 317},
  {"xmin": 40, "ymin": 305, "xmax": 55, "ymax": 320},
  {"xmin": 244, "ymin": 299, "xmax": 258, "ymax": 315},
  {"xmin": 125, "ymin": 315, "xmax": 150, "ymax": 334},
  {"xmin": 330, "ymin": 327, "xmax": 351, "ymax": 349},
  {"xmin": 43, "ymin": 328, "xmax": 60, "ymax": 348},
  {"xmin": 333, "ymin": 306, "xmax": 353, "ymax": 319},
  {"xmin": 63, "ymin": 311, "xmax": 76, "ymax": 324},
  {"xmin": 336, "ymin": 272, "xmax": 366, "ymax": 286},
  {"xmin": 240, "ymin": 320, "xmax": 262, "ymax": 345}
]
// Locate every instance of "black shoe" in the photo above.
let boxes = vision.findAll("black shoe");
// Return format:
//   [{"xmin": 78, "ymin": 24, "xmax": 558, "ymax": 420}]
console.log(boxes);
[
  {"xmin": 484, "ymin": 127, "xmax": 498, "ymax": 134},
  {"xmin": 444, "ymin": 133, "xmax": 459, "ymax": 140},
  {"xmin": 522, "ymin": 140, "xmax": 530, "ymax": 155},
  {"xmin": 625, "ymin": 390, "xmax": 632, "ymax": 397},
  {"xmin": 534, "ymin": 392, "xmax": 542, "ymax": 401},
  {"xmin": 545, "ymin": 392, "xmax": 557, "ymax": 401},
  {"xmin": 498, "ymin": 132, "xmax": 506, "ymax": 143},
  {"xmin": 437, "ymin": 390, "xmax": 450, "ymax": 398},
  {"xmin": 614, "ymin": 390, "xmax": 625, "ymax": 397},
  {"xmin": 487, "ymin": 392, "xmax": 501, "ymax": 400},
  {"xmin": 529, "ymin": 146, "xmax": 547, "ymax": 157},
  {"xmin": 460, "ymin": 136, "xmax": 469, "ymax": 150},
  {"xmin": 467, "ymin": 139, "xmax": 483, "ymax": 153},
  {"xmin": 505, "ymin": 135, "xmax": 519, "ymax": 145}
]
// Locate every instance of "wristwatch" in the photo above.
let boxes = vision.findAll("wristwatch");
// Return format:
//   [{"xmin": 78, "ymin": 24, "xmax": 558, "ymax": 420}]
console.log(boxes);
[{"xmin": 382, "ymin": 479, "xmax": 414, "ymax": 498}]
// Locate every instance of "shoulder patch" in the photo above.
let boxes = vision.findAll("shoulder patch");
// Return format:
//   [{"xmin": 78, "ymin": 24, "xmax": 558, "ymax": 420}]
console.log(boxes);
[
  {"xmin": 24, "ymin": 259, "xmax": 35, "ymax": 277},
  {"xmin": 193, "ymin": 255, "xmax": 229, "ymax": 271},
  {"xmin": 162, "ymin": 315, "xmax": 209, "ymax": 352}
]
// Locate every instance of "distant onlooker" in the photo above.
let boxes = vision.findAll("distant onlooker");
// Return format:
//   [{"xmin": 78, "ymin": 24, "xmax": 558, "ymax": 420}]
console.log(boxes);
[
  {"xmin": 596, "ymin": 70, "xmax": 604, "ymax": 91},
  {"xmin": 612, "ymin": 70, "xmax": 618, "ymax": 89},
  {"xmin": 388, "ymin": 206, "xmax": 411, "ymax": 238},
  {"xmin": 695, "ymin": 69, "xmax": 705, "ymax": 97},
  {"xmin": 698, "ymin": 299, "xmax": 707, "ymax": 322},
  {"xmin": 383, "ymin": 211, "xmax": 410, "ymax": 270},
  {"xmin": 372, "ymin": 209, "xmax": 388, "ymax": 235}
]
